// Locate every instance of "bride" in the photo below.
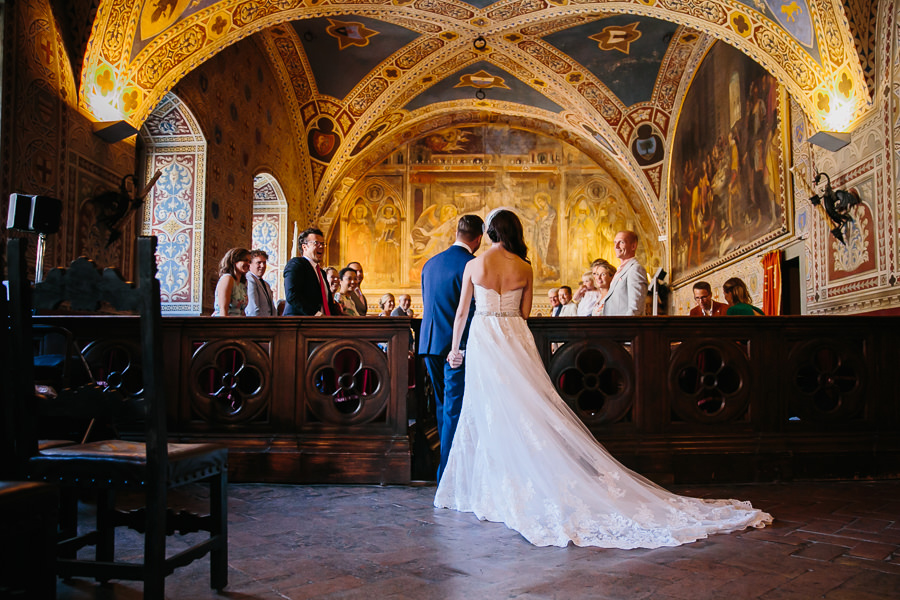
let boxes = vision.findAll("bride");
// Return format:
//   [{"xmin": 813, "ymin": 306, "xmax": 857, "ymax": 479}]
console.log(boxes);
[{"xmin": 434, "ymin": 209, "xmax": 772, "ymax": 549}]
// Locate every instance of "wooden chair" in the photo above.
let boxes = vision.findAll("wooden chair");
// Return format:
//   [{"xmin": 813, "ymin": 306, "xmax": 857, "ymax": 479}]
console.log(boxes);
[{"xmin": 7, "ymin": 236, "xmax": 228, "ymax": 599}]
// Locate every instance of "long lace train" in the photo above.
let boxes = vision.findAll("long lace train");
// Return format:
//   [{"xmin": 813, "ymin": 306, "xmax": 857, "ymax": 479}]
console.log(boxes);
[{"xmin": 434, "ymin": 284, "xmax": 772, "ymax": 549}]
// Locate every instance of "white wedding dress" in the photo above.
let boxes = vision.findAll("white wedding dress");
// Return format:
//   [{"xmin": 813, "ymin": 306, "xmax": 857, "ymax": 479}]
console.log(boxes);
[{"xmin": 434, "ymin": 284, "xmax": 772, "ymax": 548}]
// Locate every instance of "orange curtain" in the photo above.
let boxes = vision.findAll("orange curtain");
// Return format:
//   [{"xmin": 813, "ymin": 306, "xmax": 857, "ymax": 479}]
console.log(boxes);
[{"xmin": 761, "ymin": 249, "xmax": 782, "ymax": 316}]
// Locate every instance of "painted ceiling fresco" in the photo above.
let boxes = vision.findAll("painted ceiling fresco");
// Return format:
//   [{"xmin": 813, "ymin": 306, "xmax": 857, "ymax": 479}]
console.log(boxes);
[{"xmin": 80, "ymin": 0, "xmax": 870, "ymax": 228}]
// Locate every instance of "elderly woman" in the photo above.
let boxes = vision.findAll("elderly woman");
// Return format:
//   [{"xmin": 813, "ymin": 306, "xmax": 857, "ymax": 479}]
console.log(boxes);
[
  {"xmin": 378, "ymin": 293, "xmax": 396, "ymax": 317},
  {"xmin": 723, "ymin": 277, "xmax": 764, "ymax": 315},
  {"xmin": 590, "ymin": 259, "xmax": 617, "ymax": 316},
  {"xmin": 213, "ymin": 247, "xmax": 250, "ymax": 316}
]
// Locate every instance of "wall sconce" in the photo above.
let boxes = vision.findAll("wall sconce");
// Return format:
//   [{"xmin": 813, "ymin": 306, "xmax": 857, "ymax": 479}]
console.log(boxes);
[
  {"xmin": 807, "ymin": 131, "xmax": 850, "ymax": 152},
  {"xmin": 808, "ymin": 172, "xmax": 860, "ymax": 245},
  {"xmin": 92, "ymin": 120, "xmax": 139, "ymax": 143},
  {"xmin": 87, "ymin": 170, "xmax": 162, "ymax": 247}
]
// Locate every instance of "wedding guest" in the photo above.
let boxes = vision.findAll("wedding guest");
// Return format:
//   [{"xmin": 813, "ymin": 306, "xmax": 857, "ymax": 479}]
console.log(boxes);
[
  {"xmin": 690, "ymin": 281, "xmax": 728, "ymax": 316},
  {"xmin": 574, "ymin": 271, "xmax": 602, "ymax": 316},
  {"xmin": 324, "ymin": 267, "xmax": 344, "ymax": 315},
  {"xmin": 557, "ymin": 285, "xmax": 578, "ymax": 316},
  {"xmin": 419, "ymin": 213, "xmax": 484, "ymax": 481},
  {"xmin": 212, "ymin": 247, "xmax": 250, "ymax": 316},
  {"xmin": 597, "ymin": 230, "xmax": 648, "ymax": 316},
  {"xmin": 723, "ymin": 277, "xmax": 764, "ymax": 315},
  {"xmin": 392, "ymin": 294, "xmax": 415, "ymax": 317},
  {"xmin": 346, "ymin": 261, "xmax": 369, "ymax": 316},
  {"xmin": 324, "ymin": 267, "xmax": 340, "ymax": 296},
  {"xmin": 548, "ymin": 287, "xmax": 562, "ymax": 316},
  {"xmin": 245, "ymin": 250, "xmax": 276, "ymax": 316},
  {"xmin": 379, "ymin": 293, "xmax": 396, "ymax": 317},
  {"xmin": 335, "ymin": 267, "xmax": 360, "ymax": 316},
  {"xmin": 590, "ymin": 259, "xmax": 616, "ymax": 316},
  {"xmin": 434, "ymin": 208, "xmax": 771, "ymax": 548},
  {"xmin": 283, "ymin": 228, "xmax": 338, "ymax": 316}
]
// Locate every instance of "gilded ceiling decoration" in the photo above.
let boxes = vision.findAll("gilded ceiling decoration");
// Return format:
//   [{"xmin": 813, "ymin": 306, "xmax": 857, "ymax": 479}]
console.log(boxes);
[{"xmin": 79, "ymin": 0, "xmax": 871, "ymax": 224}]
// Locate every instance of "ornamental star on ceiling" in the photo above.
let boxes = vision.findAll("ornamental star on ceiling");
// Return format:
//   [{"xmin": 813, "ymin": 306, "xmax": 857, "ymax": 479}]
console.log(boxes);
[
  {"xmin": 326, "ymin": 18, "xmax": 380, "ymax": 50},
  {"xmin": 454, "ymin": 70, "xmax": 511, "ymax": 90},
  {"xmin": 589, "ymin": 22, "xmax": 642, "ymax": 54}
]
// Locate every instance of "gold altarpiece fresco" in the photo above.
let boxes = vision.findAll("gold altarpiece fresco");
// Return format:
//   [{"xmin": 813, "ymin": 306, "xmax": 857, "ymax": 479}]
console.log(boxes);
[{"xmin": 325, "ymin": 126, "xmax": 662, "ymax": 304}]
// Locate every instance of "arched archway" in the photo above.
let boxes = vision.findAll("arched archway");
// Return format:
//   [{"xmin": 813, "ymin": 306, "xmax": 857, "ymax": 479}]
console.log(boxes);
[
  {"xmin": 252, "ymin": 173, "xmax": 289, "ymax": 302},
  {"xmin": 139, "ymin": 92, "xmax": 207, "ymax": 315},
  {"xmin": 82, "ymin": 1, "xmax": 869, "ymax": 135}
]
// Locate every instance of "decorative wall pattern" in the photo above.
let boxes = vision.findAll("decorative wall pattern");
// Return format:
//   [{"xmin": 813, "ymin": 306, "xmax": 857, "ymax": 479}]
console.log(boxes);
[
  {"xmin": 328, "ymin": 125, "xmax": 664, "ymax": 301},
  {"xmin": 172, "ymin": 38, "xmax": 308, "ymax": 313},
  {"xmin": 252, "ymin": 173, "xmax": 288, "ymax": 302},
  {"xmin": 1, "ymin": 0, "xmax": 134, "ymax": 282},
  {"xmin": 140, "ymin": 93, "xmax": 207, "ymax": 314},
  {"xmin": 803, "ymin": 0, "xmax": 898, "ymax": 314}
]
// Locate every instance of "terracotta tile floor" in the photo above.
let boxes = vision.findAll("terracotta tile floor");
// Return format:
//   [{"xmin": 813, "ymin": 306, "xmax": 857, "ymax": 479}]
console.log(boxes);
[{"xmin": 56, "ymin": 480, "xmax": 900, "ymax": 599}]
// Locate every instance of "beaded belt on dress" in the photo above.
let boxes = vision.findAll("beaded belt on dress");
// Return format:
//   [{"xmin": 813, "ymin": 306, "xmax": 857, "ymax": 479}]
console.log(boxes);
[{"xmin": 475, "ymin": 310, "xmax": 521, "ymax": 317}]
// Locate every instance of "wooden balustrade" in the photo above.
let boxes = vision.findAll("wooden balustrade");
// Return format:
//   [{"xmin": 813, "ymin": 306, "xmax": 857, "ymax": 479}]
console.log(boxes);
[{"xmin": 34, "ymin": 315, "xmax": 900, "ymax": 485}]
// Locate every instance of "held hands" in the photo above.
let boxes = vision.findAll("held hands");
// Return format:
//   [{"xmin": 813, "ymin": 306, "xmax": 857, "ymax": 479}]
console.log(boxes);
[{"xmin": 447, "ymin": 349, "xmax": 464, "ymax": 368}]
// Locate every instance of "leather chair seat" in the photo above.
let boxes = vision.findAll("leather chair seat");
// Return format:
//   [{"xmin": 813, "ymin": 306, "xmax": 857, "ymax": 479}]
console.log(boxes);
[
  {"xmin": 30, "ymin": 441, "xmax": 228, "ymax": 488},
  {"xmin": 38, "ymin": 440, "xmax": 76, "ymax": 451}
]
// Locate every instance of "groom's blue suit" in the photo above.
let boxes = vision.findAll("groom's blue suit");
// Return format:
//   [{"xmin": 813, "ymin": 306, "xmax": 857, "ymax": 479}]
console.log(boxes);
[{"xmin": 419, "ymin": 243, "xmax": 476, "ymax": 481}]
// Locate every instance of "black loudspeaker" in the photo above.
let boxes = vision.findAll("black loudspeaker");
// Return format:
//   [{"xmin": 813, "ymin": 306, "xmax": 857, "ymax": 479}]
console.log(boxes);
[{"xmin": 6, "ymin": 194, "xmax": 62, "ymax": 234}]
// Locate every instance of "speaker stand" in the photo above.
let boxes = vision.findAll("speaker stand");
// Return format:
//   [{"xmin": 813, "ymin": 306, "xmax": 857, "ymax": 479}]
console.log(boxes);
[{"xmin": 35, "ymin": 233, "xmax": 47, "ymax": 284}]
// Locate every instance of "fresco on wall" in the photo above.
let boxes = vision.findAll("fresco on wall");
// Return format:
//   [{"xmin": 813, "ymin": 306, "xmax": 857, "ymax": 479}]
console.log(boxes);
[
  {"xmin": 669, "ymin": 41, "xmax": 787, "ymax": 283},
  {"xmin": 333, "ymin": 125, "xmax": 661, "ymax": 292}
]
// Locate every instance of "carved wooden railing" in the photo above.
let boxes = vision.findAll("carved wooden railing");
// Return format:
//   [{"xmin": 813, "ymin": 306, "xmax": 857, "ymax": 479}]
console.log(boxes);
[
  {"xmin": 529, "ymin": 316, "xmax": 899, "ymax": 483},
  {"xmin": 34, "ymin": 315, "xmax": 900, "ymax": 484}
]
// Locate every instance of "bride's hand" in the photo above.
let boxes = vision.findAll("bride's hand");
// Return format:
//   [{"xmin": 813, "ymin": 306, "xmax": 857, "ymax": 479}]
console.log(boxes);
[{"xmin": 447, "ymin": 349, "xmax": 464, "ymax": 368}]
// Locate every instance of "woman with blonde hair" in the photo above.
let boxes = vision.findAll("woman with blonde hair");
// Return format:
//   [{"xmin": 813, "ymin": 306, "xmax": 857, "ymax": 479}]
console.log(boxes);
[
  {"xmin": 723, "ymin": 277, "xmax": 764, "ymax": 315},
  {"xmin": 590, "ymin": 258, "xmax": 617, "ymax": 316},
  {"xmin": 378, "ymin": 293, "xmax": 396, "ymax": 317},
  {"xmin": 213, "ymin": 247, "xmax": 250, "ymax": 316}
]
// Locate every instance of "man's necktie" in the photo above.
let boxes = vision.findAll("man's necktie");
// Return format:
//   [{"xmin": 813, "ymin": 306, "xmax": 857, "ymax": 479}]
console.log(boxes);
[{"xmin": 315, "ymin": 267, "xmax": 331, "ymax": 316}]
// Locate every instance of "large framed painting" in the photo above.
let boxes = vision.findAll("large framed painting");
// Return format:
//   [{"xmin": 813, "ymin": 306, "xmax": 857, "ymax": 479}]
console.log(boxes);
[{"xmin": 668, "ymin": 41, "xmax": 791, "ymax": 284}]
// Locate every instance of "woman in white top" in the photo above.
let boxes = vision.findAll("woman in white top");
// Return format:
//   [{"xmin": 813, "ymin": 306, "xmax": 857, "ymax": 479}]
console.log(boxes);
[{"xmin": 574, "ymin": 270, "xmax": 602, "ymax": 316}]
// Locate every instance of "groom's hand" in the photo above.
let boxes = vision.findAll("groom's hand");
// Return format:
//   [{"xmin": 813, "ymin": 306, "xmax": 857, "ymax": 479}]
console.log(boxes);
[{"xmin": 447, "ymin": 349, "xmax": 464, "ymax": 368}]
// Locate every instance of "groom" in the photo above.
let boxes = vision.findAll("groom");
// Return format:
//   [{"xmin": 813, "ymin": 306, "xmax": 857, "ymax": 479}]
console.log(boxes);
[{"xmin": 419, "ymin": 214, "xmax": 484, "ymax": 481}]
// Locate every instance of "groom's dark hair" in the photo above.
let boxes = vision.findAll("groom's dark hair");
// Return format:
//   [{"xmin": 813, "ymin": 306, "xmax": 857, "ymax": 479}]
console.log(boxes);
[{"xmin": 456, "ymin": 214, "xmax": 484, "ymax": 241}]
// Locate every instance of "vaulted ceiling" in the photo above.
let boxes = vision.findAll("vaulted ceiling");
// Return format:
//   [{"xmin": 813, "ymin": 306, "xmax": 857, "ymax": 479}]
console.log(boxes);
[{"xmin": 65, "ymin": 0, "xmax": 872, "ymax": 225}]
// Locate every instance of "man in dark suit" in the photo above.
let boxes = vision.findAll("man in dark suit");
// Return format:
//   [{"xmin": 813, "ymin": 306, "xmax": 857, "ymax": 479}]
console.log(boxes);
[
  {"xmin": 689, "ymin": 280, "xmax": 728, "ymax": 316},
  {"xmin": 346, "ymin": 261, "xmax": 368, "ymax": 315},
  {"xmin": 283, "ymin": 228, "xmax": 338, "ymax": 316},
  {"xmin": 419, "ymin": 214, "xmax": 484, "ymax": 481}
]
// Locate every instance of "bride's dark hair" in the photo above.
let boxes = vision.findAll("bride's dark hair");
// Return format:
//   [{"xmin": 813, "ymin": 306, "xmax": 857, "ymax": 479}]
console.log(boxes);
[{"xmin": 486, "ymin": 209, "xmax": 529, "ymax": 262}]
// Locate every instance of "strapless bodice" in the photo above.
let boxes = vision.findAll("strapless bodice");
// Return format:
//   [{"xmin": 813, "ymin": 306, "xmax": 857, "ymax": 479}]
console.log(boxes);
[{"xmin": 473, "ymin": 284, "xmax": 523, "ymax": 316}]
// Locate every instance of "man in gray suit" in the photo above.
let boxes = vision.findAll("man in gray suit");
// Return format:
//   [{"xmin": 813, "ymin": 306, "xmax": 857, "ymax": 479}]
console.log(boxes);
[
  {"xmin": 246, "ymin": 250, "xmax": 276, "ymax": 316},
  {"xmin": 599, "ymin": 230, "xmax": 648, "ymax": 316}
]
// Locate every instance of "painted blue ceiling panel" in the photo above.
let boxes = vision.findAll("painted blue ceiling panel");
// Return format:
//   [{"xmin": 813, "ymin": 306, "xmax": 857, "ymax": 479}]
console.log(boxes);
[
  {"xmin": 404, "ymin": 61, "xmax": 564, "ymax": 113},
  {"xmin": 293, "ymin": 17, "xmax": 420, "ymax": 100},
  {"xmin": 543, "ymin": 15, "xmax": 679, "ymax": 107}
]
